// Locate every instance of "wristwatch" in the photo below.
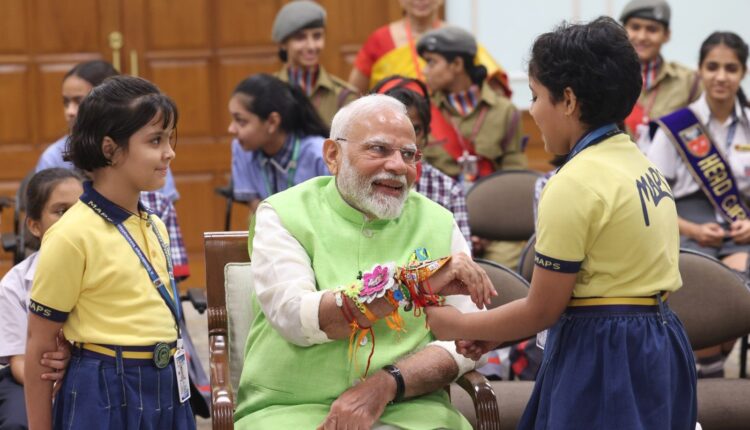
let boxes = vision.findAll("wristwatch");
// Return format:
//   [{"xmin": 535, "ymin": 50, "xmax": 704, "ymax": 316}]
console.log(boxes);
[{"xmin": 382, "ymin": 364, "xmax": 405, "ymax": 404}]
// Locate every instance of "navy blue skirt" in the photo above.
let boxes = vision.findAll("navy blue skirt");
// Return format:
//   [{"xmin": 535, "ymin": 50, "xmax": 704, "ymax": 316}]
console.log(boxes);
[
  {"xmin": 518, "ymin": 302, "xmax": 697, "ymax": 430},
  {"xmin": 53, "ymin": 348, "xmax": 195, "ymax": 430}
]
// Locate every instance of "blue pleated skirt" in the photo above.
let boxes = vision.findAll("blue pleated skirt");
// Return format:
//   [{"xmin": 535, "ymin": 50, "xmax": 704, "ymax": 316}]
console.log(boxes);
[
  {"xmin": 52, "ymin": 348, "xmax": 195, "ymax": 430},
  {"xmin": 518, "ymin": 302, "xmax": 697, "ymax": 430}
]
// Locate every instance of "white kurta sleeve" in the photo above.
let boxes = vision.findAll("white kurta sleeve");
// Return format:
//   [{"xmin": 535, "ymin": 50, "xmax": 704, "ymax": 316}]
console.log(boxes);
[
  {"xmin": 250, "ymin": 203, "xmax": 330, "ymax": 346},
  {"xmin": 426, "ymin": 221, "xmax": 485, "ymax": 377}
]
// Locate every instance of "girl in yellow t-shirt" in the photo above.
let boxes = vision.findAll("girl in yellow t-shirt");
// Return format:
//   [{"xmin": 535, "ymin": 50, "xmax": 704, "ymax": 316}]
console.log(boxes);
[
  {"xmin": 25, "ymin": 76, "xmax": 195, "ymax": 429},
  {"xmin": 427, "ymin": 17, "xmax": 696, "ymax": 430}
]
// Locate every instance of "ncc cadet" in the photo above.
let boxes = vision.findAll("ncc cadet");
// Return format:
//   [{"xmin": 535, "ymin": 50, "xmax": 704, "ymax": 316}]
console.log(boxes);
[
  {"xmin": 620, "ymin": 0, "xmax": 701, "ymax": 150},
  {"xmin": 417, "ymin": 26, "xmax": 527, "ymax": 269},
  {"xmin": 271, "ymin": 0, "xmax": 358, "ymax": 126}
]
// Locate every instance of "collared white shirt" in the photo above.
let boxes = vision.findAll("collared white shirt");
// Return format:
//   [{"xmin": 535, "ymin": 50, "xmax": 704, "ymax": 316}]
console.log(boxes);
[
  {"xmin": 0, "ymin": 252, "xmax": 38, "ymax": 364},
  {"xmin": 251, "ymin": 202, "xmax": 482, "ymax": 376},
  {"xmin": 648, "ymin": 95, "xmax": 750, "ymax": 220}
]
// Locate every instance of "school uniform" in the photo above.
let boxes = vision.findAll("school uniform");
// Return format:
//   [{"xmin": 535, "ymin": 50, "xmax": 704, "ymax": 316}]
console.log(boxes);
[
  {"xmin": 521, "ymin": 129, "xmax": 697, "ymax": 429},
  {"xmin": 0, "ymin": 252, "xmax": 38, "ymax": 429},
  {"xmin": 231, "ymin": 133, "xmax": 330, "ymax": 202},
  {"xmin": 29, "ymin": 182, "xmax": 194, "ymax": 429},
  {"xmin": 626, "ymin": 58, "xmax": 701, "ymax": 150},
  {"xmin": 34, "ymin": 136, "xmax": 190, "ymax": 277},
  {"xmin": 648, "ymin": 95, "xmax": 750, "ymax": 258},
  {"xmin": 275, "ymin": 65, "xmax": 358, "ymax": 126},
  {"xmin": 425, "ymin": 83, "xmax": 526, "ymax": 179}
]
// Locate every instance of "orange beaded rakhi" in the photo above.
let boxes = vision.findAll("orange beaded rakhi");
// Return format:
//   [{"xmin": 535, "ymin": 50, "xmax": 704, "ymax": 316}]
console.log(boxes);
[{"xmin": 335, "ymin": 256, "xmax": 451, "ymax": 378}]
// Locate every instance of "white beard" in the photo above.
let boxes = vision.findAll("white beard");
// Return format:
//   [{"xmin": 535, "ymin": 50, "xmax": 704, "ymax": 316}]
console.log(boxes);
[{"xmin": 336, "ymin": 156, "xmax": 408, "ymax": 220}]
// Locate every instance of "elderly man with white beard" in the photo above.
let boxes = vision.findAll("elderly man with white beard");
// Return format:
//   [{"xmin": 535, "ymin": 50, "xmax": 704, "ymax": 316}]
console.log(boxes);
[{"xmin": 233, "ymin": 94, "xmax": 494, "ymax": 430}]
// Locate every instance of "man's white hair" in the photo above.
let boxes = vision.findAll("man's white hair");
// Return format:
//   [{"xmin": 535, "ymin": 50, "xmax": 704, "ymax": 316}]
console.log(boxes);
[{"xmin": 330, "ymin": 94, "xmax": 408, "ymax": 141}]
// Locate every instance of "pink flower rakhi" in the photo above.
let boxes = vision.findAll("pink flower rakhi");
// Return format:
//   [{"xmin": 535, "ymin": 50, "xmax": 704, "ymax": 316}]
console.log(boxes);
[{"xmin": 359, "ymin": 262, "xmax": 396, "ymax": 303}]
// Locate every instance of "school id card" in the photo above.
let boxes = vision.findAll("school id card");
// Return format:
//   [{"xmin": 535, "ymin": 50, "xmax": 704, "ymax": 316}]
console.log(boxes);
[{"xmin": 175, "ymin": 341, "xmax": 191, "ymax": 403}]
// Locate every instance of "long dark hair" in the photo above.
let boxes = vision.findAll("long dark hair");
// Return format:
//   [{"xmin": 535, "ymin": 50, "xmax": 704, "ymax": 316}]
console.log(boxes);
[
  {"xmin": 232, "ymin": 74, "xmax": 329, "ymax": 137},
  {"xmin": 699, "ymin": 31, "xmax": 750, "ymax": 109},
  {"xmin": 64, "ymin": 60, "xmax": 119, "ymax": 86}
]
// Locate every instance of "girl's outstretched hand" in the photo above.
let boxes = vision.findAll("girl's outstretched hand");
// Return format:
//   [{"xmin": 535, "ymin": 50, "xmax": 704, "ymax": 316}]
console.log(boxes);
[
  {"xmin": 430, "ymin": 253, "xmax": 496, "ymax": 309},
  {"xmin": 455, "ymin": 339, "xmax": 500, "ymax": 361},
  {"xmin": 424, "ymin": 305, "xmax": 463, "ymax": 340}
]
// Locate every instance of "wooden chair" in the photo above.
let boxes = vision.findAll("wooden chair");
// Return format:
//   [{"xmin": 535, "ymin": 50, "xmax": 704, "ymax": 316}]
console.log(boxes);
[
  {"xmin": 669, "ymin": 249, "xmax": 750, "ymax": 430},
  {"xmin": 465, "ymin": 170, "xmax": 541, "ymax": 242},
  {"xmin": 205, "ymin": 231, "xmax": 502, "ymax": 430},
  {"xmin": 482, "ymin": 249, "xmax": 750, "ymax": 429},
  {"xmin": 450, "ymin": 259, "xmax": 536, "ymax": 429}
]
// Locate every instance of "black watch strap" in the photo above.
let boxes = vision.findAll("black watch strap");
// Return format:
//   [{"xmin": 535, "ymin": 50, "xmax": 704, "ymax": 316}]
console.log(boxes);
[{"xmin": 382, "ymin": 364, "xmax": 405, "ymax": 404}]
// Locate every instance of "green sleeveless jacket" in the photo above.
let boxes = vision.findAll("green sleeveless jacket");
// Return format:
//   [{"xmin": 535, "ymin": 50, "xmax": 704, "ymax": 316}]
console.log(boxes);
[{"xmin": 235, "ymin": 176, "xmax": 471, "ymax": 429}]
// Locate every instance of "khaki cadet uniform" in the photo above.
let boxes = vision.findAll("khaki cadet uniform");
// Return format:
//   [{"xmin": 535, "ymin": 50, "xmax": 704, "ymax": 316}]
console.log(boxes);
[
  {"xmin": 620, "ymin": 0, "xmax": 702, "ymax": 139},
  {"xmin": 425, "ymin": 85, "xmax": 527, "ymax": 269},
  {"xmin": 425, "ymin": 83, "xmax": 527, "ymax": 178},
  {"xmin": 271, "ymin": 0, "xmax": 358, "ymax": 125},
  {"xmin": 418, "ymin": 25, "xmax": 527, "ymax": 269},
  {"xmin": 275, "ymin": 65, "xmax": 358, "ymax": 126},
  {"xmin": 627, "ymin": 60, "xmax": 701, "ymax": 139}
]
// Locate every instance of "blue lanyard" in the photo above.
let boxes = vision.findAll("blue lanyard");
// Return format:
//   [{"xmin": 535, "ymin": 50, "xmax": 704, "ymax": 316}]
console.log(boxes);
[
  {"xmin": 261, "ymin": 136, "xmax": 301, "ymax": 197},
  {"xmin": 115, "ymin": 218, "xmax": 181, "ymax": 332},
  {"xmin": 561, "ymin": 123, "xmax": 622, "ymax": 169}
]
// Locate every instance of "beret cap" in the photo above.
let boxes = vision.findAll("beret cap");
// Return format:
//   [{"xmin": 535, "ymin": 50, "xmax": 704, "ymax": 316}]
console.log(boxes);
[
  {"xmin": 272, "ymin": 0, "xmax": 326, "ymax": 43},
  {"xmin": 416, "ymin": 26, "xmax": 477, "ymax": 57},
  {"xmin": 620, "ymin": 0, "xmax": 671, "ymax": 27}
]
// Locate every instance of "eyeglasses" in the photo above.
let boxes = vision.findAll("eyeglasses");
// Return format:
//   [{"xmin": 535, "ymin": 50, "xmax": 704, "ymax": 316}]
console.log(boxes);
[{"xmin": 335, "ymin": 138, "xmax": 422, "ymax": 165}]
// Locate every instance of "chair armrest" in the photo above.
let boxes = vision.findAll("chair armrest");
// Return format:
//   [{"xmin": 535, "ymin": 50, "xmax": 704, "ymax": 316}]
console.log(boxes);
[
  {"xmin": 208, "ymin": 306, "xmax": 234, "ymax": 430},
  {"xmin": 455, "ymin": 370, "xmax": 501, "ymax": 430}
]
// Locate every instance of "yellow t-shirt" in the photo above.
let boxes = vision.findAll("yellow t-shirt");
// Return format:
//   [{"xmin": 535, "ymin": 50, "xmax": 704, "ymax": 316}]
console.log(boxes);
[
  {"xmin": 535, "ymin": 133, "xmax": 681, "ymax": 298},
  {"xmin": 30, "ymin": 188, "xmax": 177, "ymax": 345}
]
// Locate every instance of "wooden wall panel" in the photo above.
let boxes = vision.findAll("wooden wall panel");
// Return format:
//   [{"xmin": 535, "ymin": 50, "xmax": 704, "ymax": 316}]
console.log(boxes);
[
  {"xmin": 32, "ymin": 0, "xmax": 104, "ymax": 53},
  {"xmin": 216, "ymin": 0, "xmax": 286, "ymax": 47},
  {"xmin": 145, "ymin": 0, "xmax": 210, "ymax": 50},
  {"xmin": 174, "ymin": 174, "xmax": 218, "ymax": 248},
  {"xmin": 0, "ymin": 0, "xmax": 28, "ymax": 53},
  {"xmin": 0, "ymin": 66, "xmax": 30, "ymax": 143},
  {"xmin": 37, "ymin": 64, "xmax": 73, "ymax": 144},
  {"xmin": 148, "ymin": 59, "xmax": 213, "ymax": 137}
]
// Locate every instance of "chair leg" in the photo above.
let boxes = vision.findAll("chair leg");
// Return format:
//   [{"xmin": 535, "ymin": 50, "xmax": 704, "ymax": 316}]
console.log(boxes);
[
  {"xmin": 741, "ymin": 334, "xmax": 749, "ymax": 379},
  {"xmin": 224, "ymin": 197, "xmax": 233, "ymax": 231}
]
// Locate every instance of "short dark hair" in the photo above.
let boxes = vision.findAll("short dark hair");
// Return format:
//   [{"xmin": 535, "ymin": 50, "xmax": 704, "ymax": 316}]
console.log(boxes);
[
  {"xmin": 233, "ymin": 73, "xmax": 329, "ymax": 137},
  {"xmin": 372, "ymin": 75, "xmax": 432, "ymax": 138},
  {"xmin": 64, "ymin": 60, "xmax": 119, "ymax": 87},
  {"xmin": 25, "ymin": 168, "xmax": 84, "ymax": 221},
  {"xmin": 528, "ymin": 16, "xmax": 641, "ymax": 128},
  {"xmin": 66, "ymin": 75, "xmax": 178, "ymax": 171}
]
